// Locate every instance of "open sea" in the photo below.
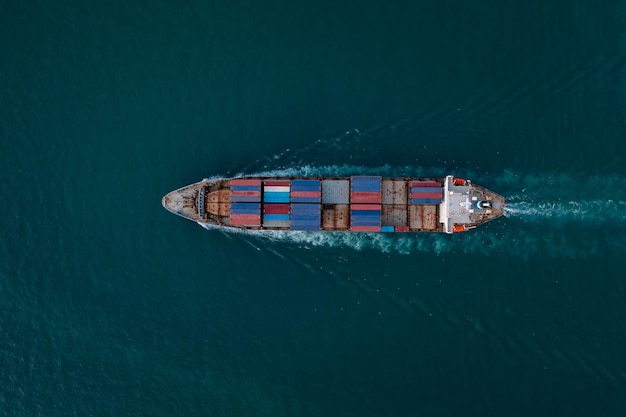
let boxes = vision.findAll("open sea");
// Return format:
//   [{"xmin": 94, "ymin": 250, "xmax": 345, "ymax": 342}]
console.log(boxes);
[{"xmin": 2, "ymin": 1, "xmax": 626, "ymax": 416}]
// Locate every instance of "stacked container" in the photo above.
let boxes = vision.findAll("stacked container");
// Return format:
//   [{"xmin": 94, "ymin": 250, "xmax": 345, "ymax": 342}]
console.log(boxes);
[
  {"xmin": 350, "ymin": 204, "xmax": 382, "ymax": 232},
  {"xmin": 230, "ymin": 179, "xmax": 261, "ymax": 203},
  {"xmin": 409, "ymin": 181, "xmax": 443, "ymax": 205},
  {"xmin": 230, "ymin": 203, "xmax": 261, "ymax": 226},
  {"xmin": 262, "ymin": 180, "xmax": 291, "ymax": 228},
  {"xmin": 263, "ymin": 203, "xmax": 290, "ymax": 228},
  {"xmin": 290, "ymin": 180, "xmax": 321, "ymax": 230},
  {"xmin": 350, "ymin": 176, "xmax": 382, "ymax": 231},
  {"xmin": 291, "ymin": 180, "xmax": 321, "ymax": 203},
  {"xmin": 350, "ymin": 176, "xmax": 382, "ymax": 203},
  {"xmin": 263, "ymin": 180, "xmax": 291, "ymax": 203},
  {"xmin": 322, "ymin": 180, "xmax": 349, "ymax": 204},
  {"xmin": 290, "ymin": 203, "xmax": 321, "ymax": 230},
  {"xmin": 230, "ymin": 179, "xmax": 261, "ymax": 226}
]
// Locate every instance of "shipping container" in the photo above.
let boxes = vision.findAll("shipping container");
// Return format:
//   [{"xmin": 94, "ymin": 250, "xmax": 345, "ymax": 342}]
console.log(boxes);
[
  {"xmin": 321, "ymin": 204, "xmax": 350, "ymax": 230},
  {"xmin": 351, "ymin": 179, "xmax": 382, "ymax": 203},
  {"xmin": 231, "ymin": 179, "xmax": 262, "ymax": 186},
  {"xmin": 262, "ymin": 220, "xmax": 290, "ymax": 228},
  {"xmin": 395, "ymin": 225, "xmax": 410, "ymax": 232},
  {"xmin": 291, "ymin": 180, "xmax": 321, "ymax": 190},
  {"xmin": 291, "ymin": 180, "xmax": 320, "ymax": 203},
  {"xmin": 322, "ymin": 180, "xmax": 350, "ymax": 204},
  {"xmin": 351, "ymin": 176, "xmax": 382, "ymax": 182},
  {"xmin": 381, "ymin": 225, "xmax": 395, "ymax": 232},
  {"xmin": 351, "ymin": 219, "xmax": 381, "ymax": 227},
  {"xmin": 350, "ymin": 205, "xmax": 381, "ymax": 227},
  {"xmin": 410, "ymin": 198, "xmax": 442, "ymax": 205},
  {"xmin": 231, "ymin": 190, "xmax": 262, "ymax": 197},
  {"xmin": 291, "ymin": 204, "xmax": 320, "ymax": 216},
  {"xmin": 263, "ymin": 180, "xmax": 290, "ymax": 186},
  {"xmin": 350, "ymin": 193, "xmax": 382, "ymax": 204},
  {"xmin": 410, "ymin": 187, "xmax": 442, "ymax": 194},
  {"xmin": 290, "ymin": 223, "xmax": 320, "ymax": 231},
  {"xmin": 410, "ymin": 192, "xmax": 444, "ymax": 200},
  {"xmin": 263, "ymin": 214, "xmax": 290, "ymax": 221},
  {"xmin": 231, "ymin": 195, "xmax": 262, "ymax": 203},
  {"xmin": 230, "ymin": 180, "xmax": 261, "ymax": 202},
  {"xmin": 291, "ymin": 203, "xmax": 321, "ymax": 230},
  {"xmin": 263, "ymin": 186, "xmax": 290, "ymax": 193},
  {"xmin": 291, "ymin": 191, "xmax": 320, "ymax": 197},
  {"xmin": 351, "ymin": 182, "xmax": 382, "ymax": 192},
  {"xmin": 409, "ymin": 180, "xmax": 440, "ymax": 188},
  {"xmin": 382, "ymin": 180, "xmax": 408, "ymax": 205},
  {"xmin": 263, "ymin": 192, "xmax": 290, "ymax": 203},
  {"xmin": 230, "ymin": 214, "xmax": 261, "ymax": 226},
  {"xmin": 351, "ymin": 204, "xmax": 382, "ymax": 210},
  {"xmin": 350, "ymin": 225, "xmax": 382, "ymax": 232},
  {"xmin": 409, "ymin": 205, "xmax": 438, "ymax": 230},
  {"xmin": 262, "ymin": 180, "xmax": 290, "ymax": 203},
  {"xmin": 381, "ymin": 205, "xmax": 407, "ymax": 226},
  {"xmin": 231, "ymin": 203, "xmax": 261, "ymax": 214},
  {"xmin": 231, "ymin": 185, "xmax": 262, "ymax": 191},
  {"xmin": 231, "ymin": 187, "xmax": 261, "ymax": 201},
  {"xmin": 263, "ymin": 204, "xmax": 290, "ymax": 214}
]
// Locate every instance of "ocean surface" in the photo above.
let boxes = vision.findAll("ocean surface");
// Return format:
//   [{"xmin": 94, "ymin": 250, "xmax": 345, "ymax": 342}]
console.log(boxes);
[{"xmin": 2, "ymin": 1, "xmax": 626, "ymax": 416}]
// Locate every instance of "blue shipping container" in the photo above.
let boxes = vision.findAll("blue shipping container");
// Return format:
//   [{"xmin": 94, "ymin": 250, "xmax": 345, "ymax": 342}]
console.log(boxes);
[
  {"xmin": 231, "ymin": 185, "xmax": 261, "ymax": 191},
  {"xmin": 410, "ymin": 187, "xmax": 442, "ymax": 193},
  {"xmin": 410, "ymin": 198, "xmax": 442, "ymax": 205},
  {"xmin": 231, "ymin": 203, "xmax": 261, "ymax": 214},
  {"xmin": 291, "ymin": 204, "xmax": 320, "ymax": 214},
  {"xmin": 291, "ymin": 223, "xmax": 320, "ymax": 231},
  {"xmin": 351, "ymin": 176, "xmax": 382, "ymax": 182},
  {"xmin": 291, "ymin": 197, "xmax": 320, "ymax": 203},
  {"xmin": 291, "ymin": 180, "xmax": 321, "ymax": 191},
  {"xmin": 263, "ymin": 192, "xmax": 290, "ymax": 203},
  {"xmin": 263, "ymin": 214, "xmax": 290, "ymax": 221},
  {"xmin": 351, "ymin": 216, "xmax": 380, "ymax": 222},
  {"xmin": 350, "ymin": 210, "xmax": 380, "ymax": 217},
  {"xmin": 351, "ymin": 219, "xmax": 381, "ymax": 227},
  {"xmin": 381, "ymin": 225, "xmax": 395, "ymax": 232},
  {"xmin": 351, "ymin": 182, "xmax": 382, "ymax": 192}
]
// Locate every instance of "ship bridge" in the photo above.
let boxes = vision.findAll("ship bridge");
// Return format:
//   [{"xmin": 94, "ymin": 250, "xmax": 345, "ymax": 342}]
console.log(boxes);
[{"xmin": 440, "ymin": 175, "xmax": 505, "ymax": 233}]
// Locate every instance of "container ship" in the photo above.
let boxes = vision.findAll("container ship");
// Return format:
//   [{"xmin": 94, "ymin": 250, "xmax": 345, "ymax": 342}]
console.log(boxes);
[{"xmin": 162, "ymin": 175, "xmax": 505, "ymax": 233}]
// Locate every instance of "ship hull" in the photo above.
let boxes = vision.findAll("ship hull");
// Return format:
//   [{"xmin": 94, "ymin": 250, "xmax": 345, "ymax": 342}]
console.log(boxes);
[{"xmin": 162, "ymin": 175, "xmax": 505, "ymax": 233}]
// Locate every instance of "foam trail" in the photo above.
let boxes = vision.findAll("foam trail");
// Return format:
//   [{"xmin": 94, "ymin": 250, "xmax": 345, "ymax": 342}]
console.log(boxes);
[
  {"xmin": 505, "ymin": 200, "xmax": 626, "ymax": 224},
  {"xmin": 239, "ymin": 164, "xmax": 447, "ymax": 179}
]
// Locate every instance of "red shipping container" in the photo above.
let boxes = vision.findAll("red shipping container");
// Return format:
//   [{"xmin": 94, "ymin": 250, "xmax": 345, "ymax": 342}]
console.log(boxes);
[
  {"xmin": 264, "ymin": 181, "xmax": 290, "ymax": 186},
  {"xmin": 351, "ymin": 192, "xmax": 382, "ymax": 198},
  {"xmin": 231, "ymin": 190, "xmax": 262, "ymax": 197},
  {"xmin": 410, "ymin": 181, "xmax": 440, "ymax": 188},
  {"xmin": 395, "ymin": 226, "xmax": 410, "ymax": 232},
  {"xmin": 291, "ymin": 191, "xmax": 320, "ymax": 198},
  {"xmin": 263, "ymin": 204, "xmax": 290, "ymax": 214},
  {"xmin": 350, "ymin": 204, "xmax": 382, "ymax": 211},
  {"xmin": 231, "ymin": 179, "xmax": 261, "ymax": 186},
  {"xmin": 350, "ymin": 225, "xmax": 382, "ymax": 232},
  {"xmin": 350, "ymin": 193, "xmax": 382, "ymax": 203},
  {"xmin": 230, "ymin": 214, "xmax": 261, "ymax": 225},
  {"xmin": 410, "ymin": 192, "xmax": 443, "ymax": 199}
]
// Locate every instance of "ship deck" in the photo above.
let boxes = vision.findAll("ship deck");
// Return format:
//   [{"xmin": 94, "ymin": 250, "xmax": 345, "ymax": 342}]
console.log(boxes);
[{"xmin": 162, "ymin": 175, "xmax": 505, "ymax": 233}]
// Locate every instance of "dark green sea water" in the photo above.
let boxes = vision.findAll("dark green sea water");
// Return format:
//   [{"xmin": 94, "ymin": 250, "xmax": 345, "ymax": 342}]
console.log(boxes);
[{"xmin": 2, "ymin": 1, "xmax": 626, "ymax": 416}]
